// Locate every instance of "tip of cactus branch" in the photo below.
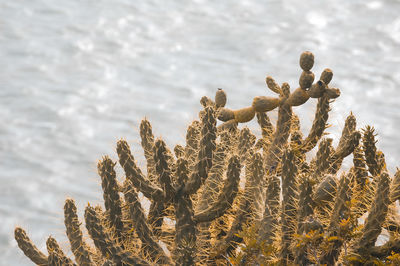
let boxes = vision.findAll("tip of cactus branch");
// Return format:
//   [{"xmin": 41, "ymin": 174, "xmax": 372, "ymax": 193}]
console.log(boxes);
[{"xmin": 300, "ymin": 51, "xmax": 314, "ymax": 71}]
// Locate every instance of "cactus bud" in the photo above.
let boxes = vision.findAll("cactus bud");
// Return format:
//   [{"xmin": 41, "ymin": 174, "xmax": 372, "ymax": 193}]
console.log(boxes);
[
  {"xmin": 299, "ymin": 71, "xmax": 315, "ymax": 89},
  {"xmin": 252, "ymin": 96, "xmax": 280, "ymax": 112},
  {"xmin": 215, "ymin": 88, "xmax": 227, "ymax": 108},
  {"xmin": 233, "ymin": 106, "xmax": 256, "ymax": 123},
  {"xmin": 299, "ymin": 51, "xmax": 314, "ymax": 71},
  {"xmin": 320, "ymin": 68, "xmax": 333, "ymax": 85}
]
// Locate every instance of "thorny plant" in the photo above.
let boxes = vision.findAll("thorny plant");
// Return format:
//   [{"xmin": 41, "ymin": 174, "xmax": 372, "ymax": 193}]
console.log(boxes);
[{"xmin": 14, "ymin": 52, "xmax": 400, "ymax": 265}]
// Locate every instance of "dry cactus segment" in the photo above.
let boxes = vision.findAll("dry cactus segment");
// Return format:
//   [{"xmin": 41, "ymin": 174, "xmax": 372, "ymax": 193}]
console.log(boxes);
[
  {"xmin": 64, "ymin": 199, "xmax": 94, "ymax": 266},
  {"xmin": 14, "ymin": 227, "xmax": 48, "ymax": 265}
]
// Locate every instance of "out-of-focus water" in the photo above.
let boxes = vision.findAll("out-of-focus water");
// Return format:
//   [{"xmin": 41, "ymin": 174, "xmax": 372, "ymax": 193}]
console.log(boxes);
[{"xmin": 1, "ymin": 0, "xmax": 400, "ymax": 264}]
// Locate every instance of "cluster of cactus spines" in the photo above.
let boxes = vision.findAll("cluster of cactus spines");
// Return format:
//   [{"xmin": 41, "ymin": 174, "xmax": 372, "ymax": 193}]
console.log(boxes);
[
  {"xmin": 15, "ymin": 52, "xmax": 400, "ymax": 265},
  {"xmin": 280, "ymin": 149, "xmax": 298, "ymax": 263}
]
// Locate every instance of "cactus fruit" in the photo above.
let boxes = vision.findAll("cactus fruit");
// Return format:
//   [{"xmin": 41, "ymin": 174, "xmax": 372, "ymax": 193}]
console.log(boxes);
[
  {"xmin": 15, "ymin": 52, "xmax": 400, "ymax": 265},
  {"xmin": 299, "ymin": 51, "xmax": 315, "ymax": 71}
]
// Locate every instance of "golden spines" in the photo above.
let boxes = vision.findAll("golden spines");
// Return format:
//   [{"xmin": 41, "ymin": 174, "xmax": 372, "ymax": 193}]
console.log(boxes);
[
  {"xmin": 354, "ymin": 171, "xmax": 390, "ymax": 255},
  {"xmin": 46, "ymin": 236, "xmax": 75, "ymax": 266},
  {"xmin": 14, "ymin": 227, "xmax": 48, "ymax": 265},
  {"xmin": 64, "ymin": 199, "xmax": 94, "ymax": 266},
  {"xmin": 193, "ymin": 155, "xmax": 241, "ymax": 223}
]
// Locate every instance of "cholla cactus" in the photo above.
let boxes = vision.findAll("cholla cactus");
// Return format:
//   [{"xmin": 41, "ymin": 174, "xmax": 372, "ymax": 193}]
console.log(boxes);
[{"xmin": 14, "ymin": 52, "xmax": 400, "ymax": 266}]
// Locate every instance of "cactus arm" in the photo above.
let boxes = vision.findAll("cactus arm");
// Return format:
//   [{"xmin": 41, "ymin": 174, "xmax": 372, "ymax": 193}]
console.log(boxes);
[
  {"xmin": 139, "ymin": 118, "xmax": 157, "ymax": 183},
  {"xmin": 354, "ymin": 171, "xmax": 390, "ymax": 256},
  {"xmin": 98, "ymin": 156, "xmax": 124, "ymax": 242},
  {"xmin": 147, "ymin": 201, "xmax": 165, "ymax": 237},
  {"xmin": 237, "ymin": 127, "xmax": 256, "ymax": 164},
  {"xmin": 46, "ymin": 236, "xmax": 76, "ymax": 266},
  {"xmin": 258, "ymin": 175, "xmax": 280, "ymax": 244},
  {"xmin": 362, "ymin": 126, "xmax": 382, "ymax": 177},
  {"xmin": 390, "ymin": 169, "xmax": 400, "ymax": 203},
  {"xmin": 14, "ymin": 227, "xmax": 48, "ymax": 266},
  {"xmin": 264, "ymin": 83, "xmax": 292, "ymax": 173},
  {"xmin": 173, "ymin": 157, "xmax": 197, "ymax": 265},
  {"xmin": 184, "ymin": 106, "xmax": 217, "ymax": 195},
  {"xmin": 297, "ymin": 177, "xmax": 315, "ymax": 234},
  {"xmin": 329, "ymin": 130, "xmax": 361, "ymax": 174},
  {"xmin": 116, "ymin": 139, "xmax": 164, "ymax": 201},
  {"xmin": 214, "ymin": 152, "xmax": 265, "ymax": 256},
  {"xmin": 84, "ymin": 205, "xmax": 149, "ymax": 266},
  {"xmin": 320, "ymin": 173, "xmax": 352, "ymax": 265},
  {"xmin": 123, "ymin": 180, "xmax": 172, "ymax": 265},
  {"xmin": 300, "ymin": 95, "xmax": 330, "ymax": 153},
  {"xmin": 193, "ymin": 155, "xmax": 240, "ymax": 224},
  {"xmin": 154, "ymin": 139, "xmax": 176, "ymax": 201},
  {"xmin": 294, "ymin": 176, "xmax": 315, "ymax": 266},
  {"xmin": 184, "ymin": 120, "xmax": 201, "ymax": 170},
  {"xmin": 311, "ymin": 138, "xmax": 333, "ymax": 181},
  {"xmin": 64, "ymin": 199, "xmax": 94, "ymax": 266},
  {"xmin": 279, "ymin": 149, "xmax": 298, "ymax": 264}
]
